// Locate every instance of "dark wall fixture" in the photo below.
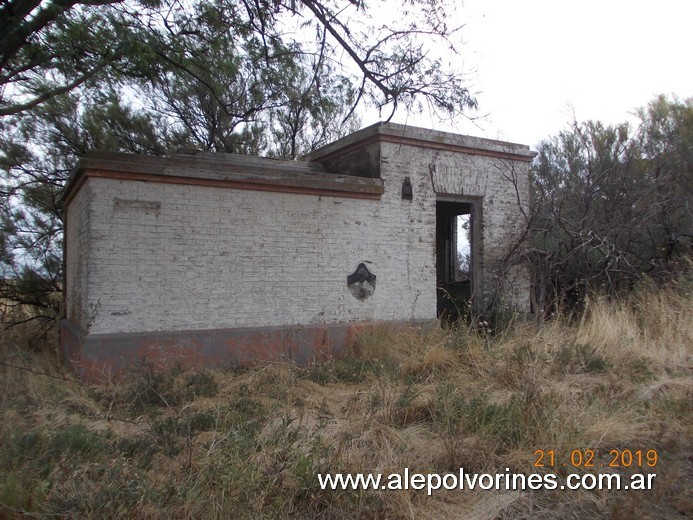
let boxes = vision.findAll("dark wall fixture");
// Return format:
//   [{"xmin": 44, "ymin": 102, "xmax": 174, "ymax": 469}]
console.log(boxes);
[
  {"xmin": 347, "ymin": 263, "xmax": 376, "ymax": 301},
  {"xmin": 401, "ymin": 177, "xmax": 413, "ymax": 200}
]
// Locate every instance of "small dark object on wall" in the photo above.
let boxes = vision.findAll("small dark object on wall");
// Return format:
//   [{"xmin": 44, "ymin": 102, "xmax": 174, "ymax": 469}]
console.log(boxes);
[
  {"xmin": 347, "ymin": 263, "xmax": 376, "ymax": 301},
  {"xmin": 402, "ymin": 177, "xmax": 413, "ymax": 200}
]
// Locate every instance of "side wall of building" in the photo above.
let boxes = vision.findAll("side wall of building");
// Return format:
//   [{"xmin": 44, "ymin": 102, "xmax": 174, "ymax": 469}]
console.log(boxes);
[
  {"xmin": 64, "ymin": 180, "xmax": 92, "ymax": 333},
  {"xmin": 81, "ymin": 155, "xmax": 437, "ymax": 337}
]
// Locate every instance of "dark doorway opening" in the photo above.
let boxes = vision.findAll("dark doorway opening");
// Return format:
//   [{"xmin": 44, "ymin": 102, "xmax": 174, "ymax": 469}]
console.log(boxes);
[{"xmin": 436, "ymin": 200, "xmax": 476, "ymax": 322}]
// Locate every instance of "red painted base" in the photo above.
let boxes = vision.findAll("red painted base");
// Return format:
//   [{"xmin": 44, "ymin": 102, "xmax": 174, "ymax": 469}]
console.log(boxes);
[{"xmin": 60, "ymin": 319, "xmax": 434, "ymax": 383}]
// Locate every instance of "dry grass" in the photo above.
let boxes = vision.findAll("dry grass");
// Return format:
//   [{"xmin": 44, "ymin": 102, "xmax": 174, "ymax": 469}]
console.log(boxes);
[{"xmin": 0, "ymin": 283, "xmax": 691, "ymax": 519}]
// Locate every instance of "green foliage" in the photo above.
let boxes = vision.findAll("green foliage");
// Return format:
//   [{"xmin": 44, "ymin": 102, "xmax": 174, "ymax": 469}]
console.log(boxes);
[
  {"xmin": 114, "ymin": 436, "xmax": 159, "ymax": 468},
  {"xmin": 1, "ymin": 0, "xmax": 476, "ymax": 120},
  {"xmin": 305, "ymin": 357, "xmax": 383, "ymax": 384},
  {"xmin": 125, "ymin": 368, "xmax": 219, "ymax": 413},
  {"xmin": 431, "ymin": 380, "xmax": 561, "ymax": 460},
  {"xmin": 530, "ymin": 95, "xmax": 693, "ymax": 310},
  {"xmin": 126, "ymin": 370, "xmax": 184, "ymax": 413},
  {"xmin": 47, "ymin": 424, "xmax": 109, "ymax": 460},
  {"xmin": 182, "ymin": 371, "xmax": 220, "ymax": 399},
  {"xmin": 0, "ymin": 425, "xmax": 113, "ymax": 512},
  {"xmin": 552, "ymin": 343, "xmax": 611, "ymax": 374},
  {"xmin": 224, "ymin": 394, "xmax": 267, "ymax": 436}
]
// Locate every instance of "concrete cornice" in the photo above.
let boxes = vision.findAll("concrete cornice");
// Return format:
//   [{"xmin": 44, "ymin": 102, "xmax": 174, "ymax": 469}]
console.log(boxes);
[
  {"xmin": 62, "ymin": 150, "xmax": 385, "ymax": 206},
  {"xmin": 62, "ymin": 124, "xmax": 535, "ymax": 207},
  {"xmin": 306, "ymin": 122, "xmax": 537, "ymax": 163}
]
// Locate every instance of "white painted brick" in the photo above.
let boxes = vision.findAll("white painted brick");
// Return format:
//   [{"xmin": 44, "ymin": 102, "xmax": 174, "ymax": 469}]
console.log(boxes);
[{"xmin": 66, "ymin": 130, "xmax": 532, "ymax": 337}]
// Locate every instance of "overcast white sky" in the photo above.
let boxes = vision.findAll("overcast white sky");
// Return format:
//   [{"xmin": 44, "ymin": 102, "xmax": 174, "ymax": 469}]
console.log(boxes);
[{"xmin": 365, "ymin": 0, "xmax": 693, "ymax": 149}]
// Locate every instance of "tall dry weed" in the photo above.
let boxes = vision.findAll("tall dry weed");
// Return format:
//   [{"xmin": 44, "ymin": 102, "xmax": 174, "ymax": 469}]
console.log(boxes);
[{"xmin": 0, "ymin": 281, "xmax": 691, "ymax": 518}]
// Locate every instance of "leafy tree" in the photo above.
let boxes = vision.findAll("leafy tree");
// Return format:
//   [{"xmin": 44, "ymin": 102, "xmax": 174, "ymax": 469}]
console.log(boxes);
[
  {"xmin": 1, "ymin": 0, "xmax": 476, "ymax": 119},
  {"xmin": 528, "ymin": 95, "xmax": 692, "ymax": 316},
  {"xmin": 0, "ymin": 0, "xmax": 477, "ymax": 322}
]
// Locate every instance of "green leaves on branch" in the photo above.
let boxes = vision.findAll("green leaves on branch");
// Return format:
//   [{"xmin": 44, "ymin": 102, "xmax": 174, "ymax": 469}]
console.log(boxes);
[
  {"xmin": 529, "ymin": 95, "xmax": 692, "ymax": 307},
  {"xmin": 1, "ymin": 0, "xmax": 476, "ymax": 122}
]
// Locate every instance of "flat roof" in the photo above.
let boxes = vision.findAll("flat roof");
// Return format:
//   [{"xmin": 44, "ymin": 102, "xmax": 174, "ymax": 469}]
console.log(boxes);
[
  {"xmin": 63, "ymin": 123, "xmax": 536, "ymax": 206},
  {"xmin": 62, "ymin": 150, "xmax": 385, "ymax": 206},
  {"xmin": 307, "ymin": 122, "xmax": 537, "ymax": 163}
]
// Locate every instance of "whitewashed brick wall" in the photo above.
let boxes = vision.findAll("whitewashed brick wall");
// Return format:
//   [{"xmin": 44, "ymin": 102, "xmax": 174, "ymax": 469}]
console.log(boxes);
[
  {"xmin": 68, "ymin": 130, "xmax": 531, "ymax": 338},
  {"xmin": 380, "ymin": 140, "xmax": 531, "ymax": 312},
  {"xmin": 83, "ymin": 167, "xmax": 437, "ymax": 335}
]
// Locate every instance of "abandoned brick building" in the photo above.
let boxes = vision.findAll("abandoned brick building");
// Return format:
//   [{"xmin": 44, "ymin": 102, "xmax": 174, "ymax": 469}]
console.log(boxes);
[{"xmin": 60, "ymin": 122, "xmax": 536, "ymax": 381}]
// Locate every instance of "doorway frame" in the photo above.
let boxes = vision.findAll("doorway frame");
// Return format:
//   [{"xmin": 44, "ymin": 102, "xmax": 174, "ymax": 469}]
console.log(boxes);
[{"xmin": 436, "ymin": 194, "xmax": 483, "ymax": 316}]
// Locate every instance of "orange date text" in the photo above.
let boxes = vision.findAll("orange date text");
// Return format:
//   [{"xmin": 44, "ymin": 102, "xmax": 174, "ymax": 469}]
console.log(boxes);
[{"xmin": 533, "ymin": 449, "xmax": 658, "ymax": 468}]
